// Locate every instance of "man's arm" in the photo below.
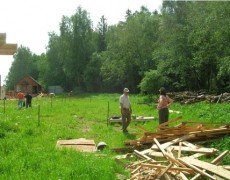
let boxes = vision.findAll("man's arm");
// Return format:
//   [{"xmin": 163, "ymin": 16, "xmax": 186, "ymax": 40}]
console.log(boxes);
[{"xmin": 120, "ymin": 102, "xmax": 125, "ymax": 115}]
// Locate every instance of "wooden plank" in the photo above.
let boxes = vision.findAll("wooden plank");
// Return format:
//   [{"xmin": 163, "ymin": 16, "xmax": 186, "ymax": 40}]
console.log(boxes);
[
  {"xmin": 164, "ymin": 153, "xmax": 187, "ymax": 168},
  {"xmin": 128, "ymin": 159, "xmax": 152, "ymax": 169},
  {"xmin": 135, "ymin": 124, "xmax": 149, "ymax": 133},
  {"xmin": 191, "ymin": 150, "xmax": 229, "ymax": 180},
  {"xmin": 0, "ymin": 33, "xmax": 6, "ymax": 40},
  {"xmin": 188, "ymin": 128, "xmax": 230, "ymax": 137},
  {"xmin": 156, "ymin": 116, "xmax": 183, "ymax": 129},
  {"xmin": 0, "ymin": 49, "xmax": 17, "ymax": 55},
  {"xmin": 0, "ymin": 39, "xmax": 6, "ymax": 46},
  {"xmin": 179, "ymin": 172, "xmax": 189, "ymax": 180},
  {"xmin": 153, "ymin": 138, "xmax": 167, "ymax": 157},
  {"xmin": 56, "ymin": 139, "xmax": 97, "ymax": 152},
  {"xmin": 151, "ymin": 134, "xmax": 195, "ymax": 150},
  {"xmin": 148, "ymin": 151, "xmax": 164, "ymax": 157},
  {"xmin": 189, "ymin": 153, "xmax": 206, "ymax": 158},
  {"xmin": 211, "ymin": 150, "xmax": 229, "ymax": 165},
  {"xmin": 183, "ymin": 121, "xmax": 230, "ymax": 126},
  {"xmin": 182, "ymin": 141, "xmax": 198, "ymax": 149},
  {"xmin": 152, "ymin": 146, "xmax": 218, "ymax": 154},
  {"xmin": 180, "ymin": 156, "xmax": 230, "ymax": 179},
  {"xmin": 141, "ymin": 163, "xmax": 194, "ymax": 174},
  {"xmin": 109, "ymin": 117, "xmax": 157, "ymax": 123},
  {"xmin": 133, "ymin": 149, "xmax": 152, "ymax": 160},
  {"xmin": 0, "ymin": 43, "xmax": 17, "ymax": 49},
  {"xmin": 57, "ymin": 139, "xmax": 96, "ymax": 145},
  {"xmin": 162, "ymin": 173, "xmax": 173, "ymax": 180},
  {"xmin": 178, "ymin": 159, "xmax": 216, "ymax": 180},
  {"xmin": 153, "ymin": 138, "xmax": 187, "ymax": 168},
  {"xmin": 178, "ymin": 142, "xmax": 182, "ymax": 158},
  {"xmin": 131, "ymin": 166, "xmax": 141, "ymax": 175},
  {"xmin": 223, "ymin": 166, "xmax": 230, "ymax": 170},
  {"xmin": 157, "ymin": 163, "xmax": 173, "ymax": 179}
]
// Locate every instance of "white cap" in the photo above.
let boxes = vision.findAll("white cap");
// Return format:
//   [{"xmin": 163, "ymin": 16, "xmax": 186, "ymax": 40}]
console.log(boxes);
[{"xmin": 123, "ymin": 88, "xmax": 129, "ymax": 92}]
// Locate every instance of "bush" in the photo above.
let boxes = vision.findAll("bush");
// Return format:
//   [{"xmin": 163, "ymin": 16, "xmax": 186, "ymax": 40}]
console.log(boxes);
[{"xmin": 138, "ymin": 70, "xmax": 168, "ymax": 95}]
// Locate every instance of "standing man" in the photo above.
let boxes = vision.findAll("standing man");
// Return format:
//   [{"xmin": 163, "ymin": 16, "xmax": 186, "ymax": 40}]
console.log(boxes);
[
  {"xmin": 24, "ymin": 92, "xmax": 32, "ymax": 108},
  {"xmin": 157, "ymin": 87, "xmax": 173, "ymax": 125},
  {"xmin": 120, "ymin": 88, "xmax": 132, "ymax": 133},
  {"xmin": 17, "ymin": 90, "xmax": 24, "ymax": 110}
]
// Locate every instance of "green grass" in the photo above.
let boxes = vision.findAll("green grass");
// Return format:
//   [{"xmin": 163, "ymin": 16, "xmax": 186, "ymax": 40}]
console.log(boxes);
[{"xmin": 0, "ymin": 94, "xmax": 229, "ymax": 179}]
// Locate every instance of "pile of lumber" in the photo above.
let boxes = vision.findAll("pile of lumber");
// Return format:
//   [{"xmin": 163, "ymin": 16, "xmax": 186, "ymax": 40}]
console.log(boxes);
[
  {"xmin": 168, "ymin": 91, "xmax": 230, "ymax": 104},
  {"xmin": 125, "ymin": 116, "xmax": 230, "ymax": 147},
  {"xmin": 116, "ymin": 135, "xmax": 230, "ymax": 179}
]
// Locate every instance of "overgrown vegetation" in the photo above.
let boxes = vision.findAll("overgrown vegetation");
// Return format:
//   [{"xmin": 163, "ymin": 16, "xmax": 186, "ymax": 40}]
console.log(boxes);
[{"xmin": 0, "ymin": 94, "xmax": 229, "ymax": 179}]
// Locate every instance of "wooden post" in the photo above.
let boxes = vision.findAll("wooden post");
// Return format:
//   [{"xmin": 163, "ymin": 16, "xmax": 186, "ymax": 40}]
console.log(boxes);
[
  {"xmin": 50, "ymin": 96, "xmax": 53, "ymax": 107},
  {"xmin": 38, "ymin": 105, "xmax": 40, "ymax": 127},
  {"xmin": 3, "ymin": 98, "xmax": 5, "ymax": 113},
  {"xmin": 107, "ymin": 101, "xmax": 110, "ymax": 126}
]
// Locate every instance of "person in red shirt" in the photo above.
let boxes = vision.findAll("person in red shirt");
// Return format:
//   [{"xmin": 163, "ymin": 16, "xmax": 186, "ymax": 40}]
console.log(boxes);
[
  {"xmin": 157, "ymin": 87, "xmax": 173, "ymax": 125},
  {"xmin": 17, "ymin": 90, "xmax": 24, "ymax": 110}
]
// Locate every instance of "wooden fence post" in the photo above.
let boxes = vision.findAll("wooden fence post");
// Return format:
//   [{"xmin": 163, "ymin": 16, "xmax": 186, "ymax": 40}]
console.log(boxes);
[{"xmin": 38, "ymin": 105, "xmax": 40, "ymax": 127}]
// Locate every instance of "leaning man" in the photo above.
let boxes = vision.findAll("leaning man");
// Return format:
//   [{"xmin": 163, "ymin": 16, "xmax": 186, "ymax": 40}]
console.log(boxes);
[{"xmin": 119, "ymin": 88, "xmax": 132, "ymax": 133}]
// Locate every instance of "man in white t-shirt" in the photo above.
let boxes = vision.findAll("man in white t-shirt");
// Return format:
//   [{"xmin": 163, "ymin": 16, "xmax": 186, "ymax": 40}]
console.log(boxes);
[{"xmin": 119, "ymin": 88, "xmax": 132, "ymax": 133}]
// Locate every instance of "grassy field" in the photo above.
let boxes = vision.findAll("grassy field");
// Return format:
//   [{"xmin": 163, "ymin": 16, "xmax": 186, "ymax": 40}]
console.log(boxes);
[{"xmin": 0, "ymin": 93, "xmax": 229, "ymax": 179}]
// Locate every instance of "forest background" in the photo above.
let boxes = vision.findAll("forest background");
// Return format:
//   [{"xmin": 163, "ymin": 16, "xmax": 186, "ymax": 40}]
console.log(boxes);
[{"xmin": 5, "ymin": 1, "xmax": 230, "ymax": 95}]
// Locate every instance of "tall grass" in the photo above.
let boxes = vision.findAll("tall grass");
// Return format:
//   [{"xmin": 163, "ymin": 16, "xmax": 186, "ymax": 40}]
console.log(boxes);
[{"xmin": 0, "ymin": 94, "xmax": 229, "ymax": 179}]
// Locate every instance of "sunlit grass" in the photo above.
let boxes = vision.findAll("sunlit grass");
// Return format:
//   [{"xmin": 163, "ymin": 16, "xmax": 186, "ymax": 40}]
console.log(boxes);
[{"xmin": 0, "ymin": 94, "xmax": 229, "ymax": 179}]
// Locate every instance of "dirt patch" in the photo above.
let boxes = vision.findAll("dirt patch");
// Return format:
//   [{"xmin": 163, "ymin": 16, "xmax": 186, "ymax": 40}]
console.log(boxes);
[{"xmin": 79, "ymin": 127, "xmax": 91, "ymax": 133}]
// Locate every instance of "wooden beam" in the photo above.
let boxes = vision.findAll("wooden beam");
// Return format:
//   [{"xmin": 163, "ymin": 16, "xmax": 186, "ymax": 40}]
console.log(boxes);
[
  {"xmin": 133, "ymin": 149, "xmax": 152, "ymax": 160},
  {"xmin": 156, "ymin": 116, "xmax": 183, "ymax": 129},
  {"xmin": 0, "ymin": 43, "xmax": 17, "ymax": 49},
  {"xmin": 151, "ymin": 134, "xmax": 195, "ymax": 150},
  {"xmin": 0, "ymin": 39, "xmax": 6, "ymax": 46},
  {"xmin": 182, "ymin": 121, "xmax": 230, "ymax": 126},
  {"xmin": 0, "ymin": 43, "xmax": 17, "ymax": 55},
  {"xmin": 191, "ymin": 150, "xmax": 229, "ymax": 180},
  {"xmin": 0, "ymin": 33, "xmax": 6, "ymax": 40},
  {"xmin": 178, "ymin": 158, "xmax": 216, "ymax": 180},
  {"xmin": 153, "ymin": 138, "xmax": 187, "ymax": 168},
  {"xmin": 141, "ymin": 163, "xmax": 194, "ymax": 174},
  {"xmin": 180, "ymin": 156, "xmax": 230, "ymax": 179},
  {"xmin": 0, "ymin": 49, "xmax": 17, "ymax": 55},
  {"xmin": 157, "ymin": 163, "xmax": 173, "ymax": 179},
  {"xmin": 135, "ymin": 124, "xmax": 149, "ymax": 133},
  {"xmin": 211, "ymin": 150, "xmax": 229, "ymax": 165},
  {"xmin": 152, "ymin": 146, "xmax": 219, "ymax": 154}
]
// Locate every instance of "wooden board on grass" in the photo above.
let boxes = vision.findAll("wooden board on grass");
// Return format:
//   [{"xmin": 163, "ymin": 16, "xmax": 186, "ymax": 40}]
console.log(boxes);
[
  {"xmin": 109, "ymin": 117, "xmax": 157, "ymax": 123},
  {"xmin": 56, "ymin": 138, "xmax": 97, "ymax": 152}
]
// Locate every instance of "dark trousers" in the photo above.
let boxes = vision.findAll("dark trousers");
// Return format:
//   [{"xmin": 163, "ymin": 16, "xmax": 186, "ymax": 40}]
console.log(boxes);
[
  {"xmin": 121, "ymin": 109, "xmax": 131, "ymax": 131},
  {"xmin": 26, "ymin": 102, "xmax": 32, "ymax": 108},
  {"xmin": 159, "ymin": 108, "xmax": 169, "ymax": 124}
]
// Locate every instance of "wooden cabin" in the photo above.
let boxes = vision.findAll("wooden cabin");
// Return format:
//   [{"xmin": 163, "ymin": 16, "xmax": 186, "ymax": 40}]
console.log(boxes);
[{"xmin": 15, "ymin": 75, "xmax": 41, "ymax": 94}]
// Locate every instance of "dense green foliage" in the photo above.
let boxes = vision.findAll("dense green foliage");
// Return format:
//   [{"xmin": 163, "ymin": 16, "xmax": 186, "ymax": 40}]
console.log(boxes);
[
  {"xmin": 5, "ymin": 1, "xmax": 230, "ymax": 94},
  {"xmin": 0, "ymin": 94, "xmax": 229, "ymax": 179}
]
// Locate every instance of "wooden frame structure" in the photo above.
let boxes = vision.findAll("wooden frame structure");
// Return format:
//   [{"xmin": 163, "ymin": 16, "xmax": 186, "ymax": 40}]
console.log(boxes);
[{"xmin": 0, "ymin": 33, "xmax": 17, "ymax": 55}]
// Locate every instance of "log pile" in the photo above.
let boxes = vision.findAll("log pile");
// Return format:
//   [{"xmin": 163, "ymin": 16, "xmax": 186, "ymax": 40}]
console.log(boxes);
[
  {"xmin": 124, "ymin": 116, "xmax": 230, "ymax": 147},
  {"xmin": 116, "ymin": 135, "xmax": 230, "ymax": 179},
  {"xmin": 168, "ymin": 91, "xmax": 230, "ymax": 104}
]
